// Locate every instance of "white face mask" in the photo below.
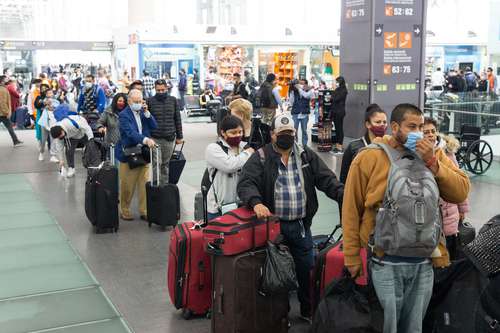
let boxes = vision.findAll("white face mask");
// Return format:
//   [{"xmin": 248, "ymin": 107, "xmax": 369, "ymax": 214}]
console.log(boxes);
[
  {"xmin": 130, "ymin": 103, "xmax": 142, "ymax": 112},
  {"xmin": 84, "ymin": 82, "xmax": 93, "ymax": 89}
]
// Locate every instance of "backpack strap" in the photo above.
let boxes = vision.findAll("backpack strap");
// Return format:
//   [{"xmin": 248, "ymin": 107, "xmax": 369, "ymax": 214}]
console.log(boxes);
[{"xmin": 257, "ymin": 148, "xmax": 266, "ymax": 165}]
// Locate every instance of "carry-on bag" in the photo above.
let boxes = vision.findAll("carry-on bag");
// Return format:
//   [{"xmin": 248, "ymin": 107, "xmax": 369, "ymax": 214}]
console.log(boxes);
[
  {"xmin": 146, "ymin": 145, "xmax": 180, "ymax": 230},
  {"xmin": 168, "ymin": 142, "xmax": 186, "ymax": 184},
  {"xmin": 211, "ymin": 248, "xmax": 289, "ymax": 333},
  {"xmin": 167, "ymin": 186, "xmax": 212, "ymax": 319},
  {"xmin": 203, "ymin": 207, "xmax": 281, "ymax": 256},
  {"xmin": 317, "ymin": 118, "xmax": 333, "ymax": 152},
  {"xmin": 84, "ymin": 144, "xmax": 119, "ymax": 233},
  {"xmin": 312, "ymin": 233, "xmax": 368, "ymax": 312}
]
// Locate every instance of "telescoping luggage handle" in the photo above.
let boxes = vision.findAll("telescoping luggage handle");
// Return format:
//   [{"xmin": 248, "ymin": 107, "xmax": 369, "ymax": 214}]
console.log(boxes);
[
  {"xmin": 109, "ymin": 143, "xmax": 115, "ymax": 166},
  {"xmin": 192, "ymin": 186, "xmax": 210, "ymax": 230},
  {"xmin": 149, "ymin": 144, "xmax": 162, "ymax": 186}
]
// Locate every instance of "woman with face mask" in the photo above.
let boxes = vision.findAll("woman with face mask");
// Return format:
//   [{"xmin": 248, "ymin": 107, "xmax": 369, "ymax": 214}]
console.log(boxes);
[
  {"xmin": 96, "ymin": 93, "xmax": 127, "ymax": 146},
  {"xmin": 204, "ymin": 115, "xmax": 255, "ymax": 220},
  {"xmin": 339, "ymin": 104, "xmax": 387, "ymax": 184},
  {"xmin": 423, "ymin": 117, "xmax": 470, "ymax": 260}
]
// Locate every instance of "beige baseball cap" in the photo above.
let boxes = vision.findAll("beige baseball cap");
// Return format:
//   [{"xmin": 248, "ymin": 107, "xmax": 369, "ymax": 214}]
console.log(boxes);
[{"xmin": 271, "ymin": 113, "xmax": 296, "ymax": 134}]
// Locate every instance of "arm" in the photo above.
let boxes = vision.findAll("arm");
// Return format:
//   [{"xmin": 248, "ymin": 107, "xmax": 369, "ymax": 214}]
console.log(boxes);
[
  {"xmin": 142, "ymin": 110, "xmax": 157, "ymax": 130},
  {"xmin": 339, "ymin": 143, "xmax": 355, "ymax": 184},
  {"xmin": 34, "ymin": 96, "xmax": 44, "ymax": 110},
  {"xmin": 307, "ymin": 148, "xmax": 344, "ymax": 204},
  {"xmin": 77, "ymin": 117, "xmax": 94, "ymax": 139},
  {"xmin": 77, "ymin": 92, "xmax": 84, "ymax": 112},
  {"xmin": 206, "ymin": 144, "xmax": 252, "ymax": 174},
  {"xmin": 434, "ymin": 149, "xmax": 471, "ymax": 204},
  {"xmin": 237, "ymin": 152, "xmax": 265, "ymax": 209},
  {"xmin": 272, "ymin": 88, "xmax": 282, "ymax": 108},
  {"xmin": 342, "ymin": 156, "xmax": 369, "ymax": 267},
  {"xmin": 174, "ymin": 100, "xmax": 183, "ymax": 139},
  {"xmin": 96, "ymin": 88, "xmax": 106, "ymax": 113},
  {"xmin": 96, "ymin": 111, "xmax": 108, "ymax": 129},
  {"xmin": 298, "ymin": 88, "xmax": 315, "ymax": 99},
  {"xmin": 333, "ymin": 88, "xmax": 347, "ymax": 103}
]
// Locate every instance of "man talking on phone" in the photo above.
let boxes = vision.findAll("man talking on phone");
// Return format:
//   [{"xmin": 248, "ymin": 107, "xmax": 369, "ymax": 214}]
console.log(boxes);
[{"xmin": 115, "ymin": 89, "xmax": 158, "ymax": 221}]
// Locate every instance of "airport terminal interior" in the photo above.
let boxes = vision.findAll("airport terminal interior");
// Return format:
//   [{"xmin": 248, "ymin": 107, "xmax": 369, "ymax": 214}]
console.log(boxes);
[{"xmin": 1, "ymin": 0, "xmax": 500, "ymax": 333}]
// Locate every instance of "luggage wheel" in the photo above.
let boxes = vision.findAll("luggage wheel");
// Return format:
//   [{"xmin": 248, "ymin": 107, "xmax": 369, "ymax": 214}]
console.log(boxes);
[{"xmin": 182, "ymin": 309, "xmax": 192, "ymax": 320}]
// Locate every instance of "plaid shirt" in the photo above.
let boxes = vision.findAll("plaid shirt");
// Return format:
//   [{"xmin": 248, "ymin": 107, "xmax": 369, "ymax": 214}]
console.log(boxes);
[
  {"xmin": 274, "ymin": 152, "xmax": 306, "ymax": 221},
  {"xmin": 142, "ymin": 76, "xmax": 155, "ymax": 93}
]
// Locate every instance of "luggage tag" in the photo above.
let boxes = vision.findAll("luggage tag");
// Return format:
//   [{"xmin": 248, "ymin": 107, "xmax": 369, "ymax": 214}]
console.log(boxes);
[{"xmin": 220, "ymin": 202, "xmax": 238, "ymax": 215}]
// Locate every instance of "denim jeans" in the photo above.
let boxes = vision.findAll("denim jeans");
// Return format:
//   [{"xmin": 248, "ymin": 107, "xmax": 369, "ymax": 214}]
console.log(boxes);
[
  {"xmin": 207, "ymin": 212, "xmax": 220, "ymax": 221},
  {"xmin": 280, "ymin": 220, "xmax": 314, "ymax": 316},
  {"xmin": 371, "ymin": 261, "xmax": 433, "ymax": 333},
  {"xmin": 292, "ymin": 114, "xmax": 309, "ymax": 146}
]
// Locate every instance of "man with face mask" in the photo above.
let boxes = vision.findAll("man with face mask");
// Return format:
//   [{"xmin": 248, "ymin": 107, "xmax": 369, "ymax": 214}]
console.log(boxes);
[
  {"xmin": 146, "ymin": 79, "xmax": 184, "ymax": 185},
  {"xmin": 77, "ymin": 74, "xmax": 106, "ymax": 114},
  {"xmin": 237, "ymin": 113, "xmax": 344, "ymax": 324},
  {"xmin": 342, "ymin": 103, "xmax": 471, "ymax": 333},
  {"xmin": 115, "ymin": 89, "xmax": 157, "ymax": 221}
]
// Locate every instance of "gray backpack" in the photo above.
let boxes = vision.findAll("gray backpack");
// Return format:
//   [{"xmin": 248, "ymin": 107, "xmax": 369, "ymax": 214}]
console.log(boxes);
[{"xmin": 373, "ymin": 143, "xmax": 442, "ymax": 258}]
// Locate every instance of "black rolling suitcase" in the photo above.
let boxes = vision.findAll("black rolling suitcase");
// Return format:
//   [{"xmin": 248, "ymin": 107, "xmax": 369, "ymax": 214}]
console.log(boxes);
[
  {"xmin": 146, "ymin": 145, "xmax": 180, "ymax": 230},
  {"xmin": 168, "ymin": 142, "xmax": 186, "ymax": 185},
  {"xmin": 84, "ymin": 144, "xmax": 119, "ymax": 233}
]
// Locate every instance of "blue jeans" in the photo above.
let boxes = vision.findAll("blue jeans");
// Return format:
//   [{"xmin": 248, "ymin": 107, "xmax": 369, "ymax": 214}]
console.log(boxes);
[
  {"xmin": 371, "ymin": 262, "xmax": 434, "ymax": 333},
  {"xmin": 280, "ymin": 220, "xmax": 314, "ymax": 316},
  {"xmin": 207, "ymin": 212, "xmax": 220, "ymax": 221},
  {"xmin": 292, "ymin": 114, "xmax": 309, "ymax": 146}
]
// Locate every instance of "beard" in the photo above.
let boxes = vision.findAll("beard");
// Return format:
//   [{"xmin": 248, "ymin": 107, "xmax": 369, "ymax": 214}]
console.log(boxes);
[{"xmin": 394, "ymin": 130, "xmax": 407, "ymax": 146}]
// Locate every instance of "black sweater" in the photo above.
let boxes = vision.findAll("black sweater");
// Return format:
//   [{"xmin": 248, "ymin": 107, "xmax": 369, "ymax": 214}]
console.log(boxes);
[{"xmin": 147, "ymin": 95, "xmax": 183, "ymax": 140}]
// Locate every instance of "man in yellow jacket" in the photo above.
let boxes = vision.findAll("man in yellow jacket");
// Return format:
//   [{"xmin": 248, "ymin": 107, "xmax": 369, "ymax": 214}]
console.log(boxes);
[
  {"xmin": 343, "ymin": 103, "xmax": 470, "ymax": 333},
  {"xmin": 0, "ymin": 75, "xmax": 23, "ymax": 147}
]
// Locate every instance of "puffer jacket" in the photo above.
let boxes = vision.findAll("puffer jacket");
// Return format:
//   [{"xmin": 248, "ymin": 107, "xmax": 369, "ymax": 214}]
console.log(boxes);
[
  {"xmin": 440, "ymin": 151, "xmax": 471, "ymax": 236},
  {"xmin": 96, "ymin": 107, "xmax": 121, "ymax": 145}
]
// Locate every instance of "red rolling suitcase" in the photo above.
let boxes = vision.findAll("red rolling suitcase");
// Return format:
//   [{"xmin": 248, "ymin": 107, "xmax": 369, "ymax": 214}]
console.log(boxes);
[
  {"xmin": 312, "ymin": 236, "xmax": 368, "ymax": 312},
  {"xmin": 202, "ymin": 207, "xmax": 281, "ymax": 256},
  {"xmin": 167, "ymin": 187, "xmax": 211, "ymax": 319}
]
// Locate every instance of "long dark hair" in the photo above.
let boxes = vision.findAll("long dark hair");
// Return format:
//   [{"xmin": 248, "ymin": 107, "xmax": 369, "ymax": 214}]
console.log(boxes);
[{"xmin": 111, "ymin": 93, "xmax": 128, "ymax": 113}]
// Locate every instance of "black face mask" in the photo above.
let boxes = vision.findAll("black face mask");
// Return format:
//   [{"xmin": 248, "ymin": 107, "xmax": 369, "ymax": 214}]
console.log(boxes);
[
  {"xmin": 275, "ymin": 134, "xmax": 295, "ymax": 150},
  {"xmin": 155, "ymin": 92, "xmax": 167, "ymax": 100}
]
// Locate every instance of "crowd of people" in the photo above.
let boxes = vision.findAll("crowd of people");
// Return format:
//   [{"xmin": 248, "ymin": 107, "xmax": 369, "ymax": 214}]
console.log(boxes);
[
  {"xmin": 1, "ymin": 63, "xmax": 479, "ymax": 333},
  {"xmin": 430, "ymin": 66, "xmax": 498, "ymax": 95}
]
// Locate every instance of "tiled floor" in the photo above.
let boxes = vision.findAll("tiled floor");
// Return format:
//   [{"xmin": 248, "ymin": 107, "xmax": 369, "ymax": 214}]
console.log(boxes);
[
  {"xmin": 0, "ymin": 123, "xmax": 499, "ymax": 333},
  {"xmin": 0, "ymin": 174, "xmax": 132, "ymax": 333}
]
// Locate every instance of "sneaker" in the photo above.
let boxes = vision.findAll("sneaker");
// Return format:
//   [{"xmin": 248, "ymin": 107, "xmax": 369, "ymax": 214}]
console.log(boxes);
[
  {"xmin": 60, "ymin": 167, "xmax": 67, "ymax": 177},
  {"xmin": 14, "ymin": 141, "xmax": 24, "ymax": 147},
  {"xmin": 38, "ymin": 153, "xmax": 44, "ymax": 161},
  {"xmin": 49, "ymin": 156, "xmax": 59, "ymax": 163},
  {"xmin": 66, "ymin": 167, "xmax": 75, "ymax": 178}
]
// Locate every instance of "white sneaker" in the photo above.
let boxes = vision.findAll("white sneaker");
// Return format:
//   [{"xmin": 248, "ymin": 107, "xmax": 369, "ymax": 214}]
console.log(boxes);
[
  {"xmin": 38, "ymin": 153, "xmax": 44, "ymax": 161},
  {"xmin": 66, "ymin": 168, "xmax": 75, "ymax": 178},
  {"xmin": 60, "ymin": 167, "xmax": 67, "ymax": 177},
  {"xmin": 49, "ymin": 156, "xmax": 59, "ymax": 163}
]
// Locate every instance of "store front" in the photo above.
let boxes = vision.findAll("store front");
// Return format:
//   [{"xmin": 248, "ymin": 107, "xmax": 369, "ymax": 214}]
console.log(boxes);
[
  {"xmin": 138, "ymin": 43, "xmax": 200, "ymax": 80},
  {"xmin": 257, "ymin": 46, "xmax": 309, "ymax": 97},
  {"xmin": 310, "ymin": 45, "xmax": 339, "ymax": 88},
  {"xmin": 203, "ymin": 45, "xmax": 254, "ymax": 94}
]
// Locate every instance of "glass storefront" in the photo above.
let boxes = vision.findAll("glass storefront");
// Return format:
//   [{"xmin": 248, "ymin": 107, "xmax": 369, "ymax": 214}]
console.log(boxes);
[{"xmin": 138, "ymin": 43, "xmax": 200, "ymax": 80}]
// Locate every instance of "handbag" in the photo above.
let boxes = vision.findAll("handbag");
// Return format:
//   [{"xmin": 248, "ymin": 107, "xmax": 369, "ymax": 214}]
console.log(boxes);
[
  {"xmin": 123, "ymin": 145, "xmax": 149, "ymax": 169},
  {"xmin": 259, "ymin": 238, "xmax": 298, "ymax": 296}
]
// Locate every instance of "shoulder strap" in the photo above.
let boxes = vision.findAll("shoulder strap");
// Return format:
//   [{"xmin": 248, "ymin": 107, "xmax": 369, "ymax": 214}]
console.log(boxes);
[
  {"xmin": 369, "ymin": 143, "xmax": 403, "ymax": 165},
  {"xmin": 68, "ymin": 117, "xmax": 80, "ymax": 129},
  {"xmin": 257, "ymin": 148, "xmax": 266, "ymax": 165}
]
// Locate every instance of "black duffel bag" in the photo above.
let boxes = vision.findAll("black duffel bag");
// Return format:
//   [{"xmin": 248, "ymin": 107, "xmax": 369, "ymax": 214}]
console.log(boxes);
[{"xmin": 123, "ymin": 145, "xmax": 151, "ymax": 169}]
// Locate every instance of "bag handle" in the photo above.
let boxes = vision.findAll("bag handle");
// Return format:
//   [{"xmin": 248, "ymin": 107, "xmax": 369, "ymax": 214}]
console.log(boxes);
[
  {"xmin": 170, "ymin": 141, "xmax": 185, "ymax": 159},
  {"xmin": 149, "ymin": 144, "xmax": 161, "ymax": 186}
]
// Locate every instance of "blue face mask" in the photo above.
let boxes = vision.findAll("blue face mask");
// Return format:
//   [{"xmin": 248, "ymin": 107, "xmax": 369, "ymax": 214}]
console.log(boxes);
[
  {"xmin": 130, "ymin": 103, "xmax": 142, "ymax": 112},
  {"xmin": 404, "ymin": 131, "xmax": 423, "ymax": 152}
]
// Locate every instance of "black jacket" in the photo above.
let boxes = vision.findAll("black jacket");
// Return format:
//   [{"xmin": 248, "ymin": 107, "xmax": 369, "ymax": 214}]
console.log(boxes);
[
  {"xmin": 237, "ymin": 143, "xmax": 344, "ymax": 227},
  {"xmin": 332, "ymin": 85, "xmax": 347, "ymax": 116},
  {"xmin": 147, "ymin": 95, "xmax": 183, "ymax": 140},
  {"xmin": 339, "ymin": 136, "xmax": 368, "ymax": 184}
]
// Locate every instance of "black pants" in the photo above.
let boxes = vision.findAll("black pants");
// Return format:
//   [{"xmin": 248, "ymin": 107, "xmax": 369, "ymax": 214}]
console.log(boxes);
[
  {"xmin": 65, "ymin": 136, "xmax": 88, "ymax": 168},
  {"xmin": 445, "ymin": 234, "xmax": 459, "ymax": 261},
  {"xmin": 0, "ymin": 116, "xmax": 20, "ymax": 144},
  {"xmin": 280, "ymin": 219, "xmax": 314, "ymax": 316},
  {"xmin": 332, "ymin": 112, "xmax": 345, "ymax": 145}
]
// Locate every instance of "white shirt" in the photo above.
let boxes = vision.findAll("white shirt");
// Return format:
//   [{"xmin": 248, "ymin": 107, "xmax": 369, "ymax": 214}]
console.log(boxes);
[
  {"xmin": 132, "ymin": 109, "xmax": 152, "ymax": 145},
  {"xmin": 432, "ymin": 71, "xmax": 445, "ymax": 87}
]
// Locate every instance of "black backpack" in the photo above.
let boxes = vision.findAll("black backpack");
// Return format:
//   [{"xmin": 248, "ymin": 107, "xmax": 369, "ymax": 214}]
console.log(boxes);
[
  {"xmin": 200, "ymin": 141, "xmax": 229, "ymax": 190},
  {"xmin": 83, "ymin": 139, "xmax": 107, "ymax": 170}
]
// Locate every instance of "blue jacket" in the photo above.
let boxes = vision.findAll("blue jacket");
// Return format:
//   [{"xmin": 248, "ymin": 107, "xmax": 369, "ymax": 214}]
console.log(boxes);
[
  {"xmin": 77, "ymin": 84, "xmax": 106, "ymax": 113},
  {"xmin": 178, "ymin": 74, "xmax": 187, "ymax": 92},
  {"xmin": 116, "ymin": 106, "xmax": 158, "ymax": 162}
]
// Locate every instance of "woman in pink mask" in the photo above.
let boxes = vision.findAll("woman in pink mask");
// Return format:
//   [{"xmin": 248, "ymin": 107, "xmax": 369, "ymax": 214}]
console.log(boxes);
[
  {"xmin": 96, "ymin": 93, "xmax": 127, "ymax": 146},
  {"xmin": 204, "ymin": 115, "xmax": 255, "ymax": 220},
  {"xmin": 339, "ymin": 104, "xmax": 387, "ymax": 184}
]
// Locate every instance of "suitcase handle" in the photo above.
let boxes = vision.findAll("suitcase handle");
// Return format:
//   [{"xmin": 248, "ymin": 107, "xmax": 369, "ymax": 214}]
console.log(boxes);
[{"xmin": 149, "ymin": 144, "xmax": 161, "ymax": 186}]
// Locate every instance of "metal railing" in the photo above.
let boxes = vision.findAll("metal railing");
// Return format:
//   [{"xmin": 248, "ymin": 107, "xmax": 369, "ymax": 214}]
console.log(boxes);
[{"xmin": 424, "ymin": 92, "xmax": 500, "ymax": 135}]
